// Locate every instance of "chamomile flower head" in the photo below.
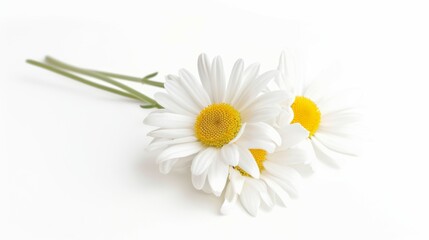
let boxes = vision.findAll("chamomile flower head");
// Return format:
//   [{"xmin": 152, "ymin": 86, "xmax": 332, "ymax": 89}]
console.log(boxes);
[
  {"xmin": 144, "ymin": 54, "xmax": 286, "ymax": 196},
  {"xmin": 275, "ymin": 51, "xmax": 362, "ymax": 167},
  {"xmin": 221, "ymin": 123, "xmax": 310, "ymax": 216}
]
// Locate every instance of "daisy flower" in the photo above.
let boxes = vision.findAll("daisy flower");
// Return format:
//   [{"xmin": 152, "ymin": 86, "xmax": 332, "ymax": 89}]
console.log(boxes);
[
  {"xmin": 144, "ymin": 54, "xmax": 286, "ymax": 196},
  {"xmin": 221, "ymin": 123, "xmax": 310, "ymax": 216},
  {"xmin": 275, "ymin": 51, "xmax": 361, "ymax": 167}
]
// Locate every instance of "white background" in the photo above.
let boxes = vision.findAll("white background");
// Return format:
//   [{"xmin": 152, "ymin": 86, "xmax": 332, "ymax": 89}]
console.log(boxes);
[{"xmin": 1, "ymin": 0, "xmax": 428, "ymax": 239}]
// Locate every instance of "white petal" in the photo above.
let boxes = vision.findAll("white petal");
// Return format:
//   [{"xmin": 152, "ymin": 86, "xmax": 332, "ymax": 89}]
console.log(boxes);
[
  {"xmin": 293, "ymin": 164, "xmax": 315, "ymax": 178},
  {"xmin": 311, "ymin": 136, "xmax": 350, "ymax": 168},
  {"xmin": 164, "ymin": 77, "xmax": 202, "ymax": 112},
  {"xmin": 170, "ymin": 156, "xmax": 193, "ymax": 171},
  {"xmin": 261, "ymin": 191, "xmax": 274, "ymax": 208},
  {"xmin": 264, "ymin": 162, "xmax": 301, "ymax": 186},
  {"xmin": 230, "ymin": 122, "xmax": 246, "ymax": 143},
  {"xmin": 157, "ymin": 142, "xmax": 203, "ymax": 163},
  {"xmin": 159, "ymin": 159, "xmax": 178, "ymax": 174},
  {"xmin": 191, "ymin": 147, "xmax": 217, "ymax": 175},
  {"xmin": 276, "ymin": 106, "xmax": 294, "ymax": 128},
  {"xmin": 148, "ymin": 136, "xmax": 197, "ymax": 151},
  {"xmin": 236, "ymin": 146, "xmax": 260, "ymax": 178},
  {"xmin": 244, "ymin": 178, "xmax": 261, "ymax": 192},
  {"xmin": 208, "ymin": 154, "xmax": 229, "ymax": 196},
  {"xmin": 268, "ymin": 143, "xmax": 313, "ymax": 165},
  {"xmin": 210, "ymin": 56, "xmax": 226, "ymax": 103},
  {"xmin": 230, "ymin": 63, "xmax": 260, "ymax": 106},
  {"xmin": 178, "ymin": 69, "xmax": 211, "ymax": 107},
  {"xmin": 236, "ymin": 70, "xmax": 279, "ymax": 111},
  {"xmin": 220, "ymin": 199, "xmax": 236, "ymax": 215},
  {"xmin": 240, "ymin": 87, "xmax": 290, "ymax": 112},
  {"xmin": 277, "ymin": 123, "xmax": 309, "ymax": 150},
  {"xmin": 243, "ymin": 63, "xmax": 260, "ymax": 84},
  {"xmin": 320, "ymin": 110, "xmax": 362, "ymax": 129},
  {"xmin": 314, "ymin": 133, "xmax": 360, "ymax": 156},
  {"xmin": 241, "ymin": 90, "xmax": 290, "ymax": 114},
  {"xmin": 225, "ymin": 59, "xmax": 244, "ymax": 103},
  {"xmin": 172, "ymin": 74, "xmax": 206, "ymax": 110},
  {"xmin": 224, "ymin": 182, "xmax": 236, "ymax": 202},
  {"xmin": 316, "ymin": 88, "xmax": 362, "ymax": 115},
  {"xmin": 242, "ymin": 107, "xmax": 281, "ymax": 123},
  {"xmin": 230, "ymin": 169, "xmax": 246, "ymax": 193},
  {"xmin": 192, "ymin": 169, "xmax": 208, "ymax": 190},
  {"xmin": 265, "ymin": 161, "xmax": 296, "ymax": 179},
  {"xmin": 237, "ymin": 137, "xmax": 276, "ymax": 153},
  {"xmin": 247, "ymin": 179, "xmax": 273, "ymax": 208},
  {"xmin": 264, "ymin": 173, "xmax": 298, "ymax": 198},
  {"xmin": 261, "ymin": 174, "xmax": 291, "ymax": 206},
  {"xmin": 220, "ymin": 144, "xmax": 239, "ymax": 166},
  {"xmin": 201, "ymin": 179, "xmax": 214, "ymax": 194},
  {"xmin": 220, "ymin": 185, "xmax": 238, "ymax": 215},
  {"xmin": 146, "ymin": 137, "xmax": 169, "ymax": 151},
  {"xmin": 259, "ymin": 122, "xmax": 282, "ymax": 146},
  {"xmin": 240, "ymin": 122, "xmax": 281, "ymax": 146},
  {"xmin": 239, "ymin": 183, "xmax": 261, "ymax": 217},
  {"xmin": 144, "ymin": 112, "xmax": 194, "ymax": 128},
  {"xmin": 318, "ymin": 122, "xmax": 361, "ymax": 138},
  {"xmin": 322, "ymin": 107, "xmax": 362, "ymax": 118},
  {"xmin": 277, "ymin": 51, "xmax": 286, "ymax": 83},
  {"xmin": 277, "ymin": 50, "xmax": 297, "ymax": 93},
  {"xmin": 267, "ymin": 188, "xmax": 284, "ymax": 207},
  {"xmin": 302, "ymin": 66, "xmax": 338, "ymax": 103},
  {"xmin": 154, "ymin": 92, "xmax": 197, "ymax": 115},
  {"xmin": 148, "ymin": 128, "xmax": 194, "ymax": 139},
  {"xmin": 165, "ymin": 74, "xmax": 180, "ymax": 81},
  {"xmin": 197, "ymin": 54, "xmax": 213, "ymax": 102}
]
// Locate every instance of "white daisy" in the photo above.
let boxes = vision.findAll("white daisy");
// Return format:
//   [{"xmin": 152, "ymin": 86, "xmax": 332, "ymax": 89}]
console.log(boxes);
[
  {"xmin": 275, "ymin": 51, "xmax": 362, "ymax": 167},
  {"xmin": 144, "ymin": 54, "xmax": 286, "ymax": 196},
  {"xmin": 221, "ymin": 123, "xmax": 310, "ymax": 216}
]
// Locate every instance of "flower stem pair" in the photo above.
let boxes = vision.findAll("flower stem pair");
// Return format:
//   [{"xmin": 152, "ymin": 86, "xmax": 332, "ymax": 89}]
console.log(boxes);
[{"xmin": 26, "ymin": 56, "xmax": 163, "ymax": 108}]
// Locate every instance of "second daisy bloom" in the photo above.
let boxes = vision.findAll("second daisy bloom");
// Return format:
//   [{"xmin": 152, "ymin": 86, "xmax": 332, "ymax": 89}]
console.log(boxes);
[
  {"xmin": 145, "ymin": 54, "xmax": 286, "ymax": 196},
  {"xmin": 221, "ymin": 123, "xmax": 310, "ymax": 216},
  {"xmin": 275, "ymin": 51, "xmax": 361, "ymax": 167}
]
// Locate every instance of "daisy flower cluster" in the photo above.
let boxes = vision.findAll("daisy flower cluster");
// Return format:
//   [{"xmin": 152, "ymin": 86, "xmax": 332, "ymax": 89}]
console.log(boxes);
[
  {"xmin": 27, "ymin": 51, "xmax": 360, "ymax": 216},
  {"xmin": 144, "ymin": 53, "xmax": 360, "ymax": 216}
]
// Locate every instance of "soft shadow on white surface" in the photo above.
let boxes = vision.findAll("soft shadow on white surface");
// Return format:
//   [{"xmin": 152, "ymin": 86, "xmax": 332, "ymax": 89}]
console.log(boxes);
[{"xmin": 132, "ymin": 149, "xmax": 223, "ymax": 215}]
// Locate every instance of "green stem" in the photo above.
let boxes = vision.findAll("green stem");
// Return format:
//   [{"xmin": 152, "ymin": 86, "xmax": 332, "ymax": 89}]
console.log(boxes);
[
  {"xmin": 142, "ymin": 78, "xmax": 164, "ymax": 88},
  {"xmin": 26, "ymin": 60, "xmax": 140, "ymax": 101},
  {"xmin": 92, "ymin": 70, "xmax": 142, "ymax": 82},
  {"xmin": 44, "ymin": 56, "xmax": 162, "ymax": 108},
  {"xmin": 92, "ymin": 70, "xmax": 164, "ymax": 88}
]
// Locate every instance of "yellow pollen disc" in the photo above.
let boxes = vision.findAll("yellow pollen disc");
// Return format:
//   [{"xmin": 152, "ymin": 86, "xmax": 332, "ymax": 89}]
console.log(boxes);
[
  {"xmin": 235, "ymin": 149, "xmax": 267, "ymax": 177},
  {"xmin": 291, "ymin": 96, "xmax": 321, "ymax": 137},
  {"xmin": 194, "ymin": 103, "xmax": 241, "ymax": 148}
]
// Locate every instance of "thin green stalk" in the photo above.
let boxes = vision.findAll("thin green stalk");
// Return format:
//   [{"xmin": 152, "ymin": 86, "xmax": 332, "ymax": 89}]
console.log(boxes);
[
  {"xmin": 26, "ymin": 60, "xmax": 140, "ymax": 101},
  {"xmin": 92, "ymin": 70, "xmax": 142, "ymax": 82},
  {"xmin": 142, "ymin": 78, "xmax": 164, "ymax": 88},
  {"xmin": 92, "ymin": 70, "xmax": 164, "ymax": 88},
  {"xmin": 44, "ymin": 56, "xmax": 162, "ymax": 108}
]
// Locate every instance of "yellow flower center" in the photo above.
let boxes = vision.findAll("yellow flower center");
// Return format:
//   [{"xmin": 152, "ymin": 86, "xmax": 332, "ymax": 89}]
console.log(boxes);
[
  {"xmin": 235, "ymin": 149, "xmax": 267, "ymax": 177},
  {"xmin": 194, "ymin": 103, "xmax": 242, "ymax": 148},
  {"xmin": 291, "ymin": 96, "xmax": 321, "ymax": 137}
]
